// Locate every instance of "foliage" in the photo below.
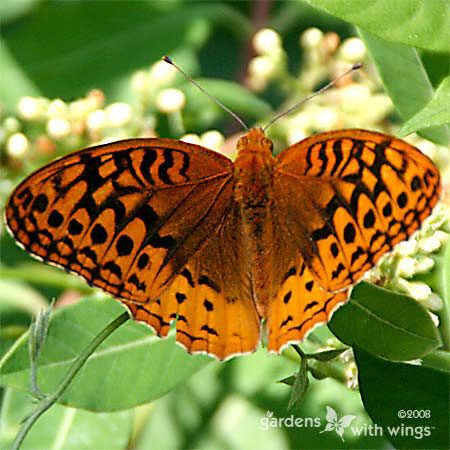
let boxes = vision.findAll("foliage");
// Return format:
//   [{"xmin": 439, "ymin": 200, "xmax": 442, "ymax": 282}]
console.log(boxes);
[{"xmin": 1, "ymin": 1, "xmax": 449, "ymax": 449}]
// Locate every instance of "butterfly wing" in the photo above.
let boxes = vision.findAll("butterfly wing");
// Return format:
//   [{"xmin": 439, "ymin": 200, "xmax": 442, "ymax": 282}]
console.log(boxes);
[
  {"xmin": 266, "ymin": 254, "xmax": 349, "ymax": 352},
  {"xmin": 266, "ymin": 129, "xmax": 441, "ymax": 352},
  {"xmin": 274, "ymin": 129, "xmax": 441, "ymax": 292},
  {"xmin": 123, "ymin": 202, "xmax": 261, "ymax": 359},
  {"xmin": 6, "ymin": 138, "xmax": 237, "ymax": 299},
  {"xmin": 6, "ymin": 138, "xmax": 261, "ymax": 359}
]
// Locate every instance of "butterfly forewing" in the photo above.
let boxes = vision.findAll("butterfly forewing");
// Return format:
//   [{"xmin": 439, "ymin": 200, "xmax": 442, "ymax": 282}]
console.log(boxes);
[
  {"xmin": 274, "ymin": 129, "xmax": 441, "ymax": 292},
  {"xmin": 6, "ymin": 138, "xmax": 234, "ymax": 303}
]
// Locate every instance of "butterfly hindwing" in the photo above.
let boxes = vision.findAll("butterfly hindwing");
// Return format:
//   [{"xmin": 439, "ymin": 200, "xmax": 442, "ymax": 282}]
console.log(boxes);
[
  {"xmin": 274, "ymin": 129, "xmax": 441, "ymax": 292},
  {"xmin": 123, "ymin": 203, "xmax": 261, "ymax": 359},
  {"xmin": 266, "ymin": 254, "xmax": 348, "ymax": 352}
]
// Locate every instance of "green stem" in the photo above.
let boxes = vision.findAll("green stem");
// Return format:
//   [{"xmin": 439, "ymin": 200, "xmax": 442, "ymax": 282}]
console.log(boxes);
[
  {"xmin": 438, "ymin": 294, "xmax": 450, "ymax": 351},
  {"xmin": 285, "ymin": 345, "xmax": 348, "ymax": 385},
  {"xmin": 12, "ymin": 311, "xmax": 130, "ymax": 450},
  {"xmin": 291, "ymin": 344, "xmax": 306, "ymax": 359}
]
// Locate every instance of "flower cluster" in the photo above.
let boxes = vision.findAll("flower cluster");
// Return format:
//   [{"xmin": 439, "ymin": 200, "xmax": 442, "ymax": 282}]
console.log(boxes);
[
  {"xmin": 366, "ymin": 203, "xmax": 449, "ymax": 321},
  {"xmin": 246, "ymin": 27, "xmax": 395, "ymax": 145}
]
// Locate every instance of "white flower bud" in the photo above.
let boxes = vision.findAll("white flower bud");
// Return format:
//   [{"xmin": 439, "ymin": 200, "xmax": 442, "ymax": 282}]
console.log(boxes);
[
  {"xmin": 18, "ymin": 96, "xmax": 41, "ymax": 120},
  {"xmin": 246, "ymin": 74, "xmax": 267, "ymax": 92},
  {"xmin": 106, "ymin": 103, "xmax": 132, "ymax": 127},
  {"xmin": 47, "ymin": 99, "xmax": 68, "ymax": 117},
  {"xmin": 87, "ymin": 109, "xmax": 107, "ymax": 131},
  {"xmin": 46, "ymin": 117, "xmax": 71, "ymax": 140},
  {"xmin": 340, "ymin": 38, "xmax": 366, "ymax": 63},
  {"xmin": 395, "ymin": 240, "xmax": 417, "ymax": 256},
  {"xmin": 253, "ymin": 28, "xmax": 282, "ymax": 55},
  {"xmin": 434, "ymin": 230, "xmax": 449, "ymax": 243},
  {"xmin": 3, "ymin": 117, "xmax": 20, "ymax": 133},
  {"xmin": 340, "ymin": 84, "xmax": 371, "ymax": 112},
  {"xmin": 422, "ymin": 293, "xmax": 443, "ymax": 311},
  {"xmin": 7, "ymin": 133, "xmax": 29, "ymax": 157},
  {"xmin": 313, "ymin": 107, "xmax": 339, "ymax": 130},
  {"xmin": 301, "ymin": 28, "xmax": 323, "ymax": 48},
  {"xmin": 248, "ymin": 56, "xmax": 276, "ymax": 79},
  {"xmin": 131, "ymin": 70, "xmax": 150, "ymax": 95},
  {"xmin": 406, "ymin": 281, "xmax": 432, "ymax": 301},
  {"xmin": 149, "ymin": 60, "xmax": 176, "ymax": 85},
  {"xmin": 418, "ymin": 235, "xmax": 441, "ymax": 253},
  {"xmin": 397, "ymin": 256, "xmax": 416, "ymax": 278},
  {"xmin": 69, "ymin": 100, "xmax": 90, "ymax": 120},
  {"xmin": 415, "ymin": 256, "xmax": 435, "ymax": 273},
  {"xmin": 201, "ymin": 130, "xmax": 225, "ymax": 150},
  {"xmin": 156, "ymin": 89, "xmax": 186, "ymax": 113},
  {"xmin": 180, "ymin": 133, "xmax": 201, "ymax": 145}
]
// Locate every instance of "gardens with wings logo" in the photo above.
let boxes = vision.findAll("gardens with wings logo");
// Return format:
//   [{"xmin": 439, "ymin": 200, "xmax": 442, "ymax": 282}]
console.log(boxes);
[{"xmin": 319, "ymin": 406, "xmax": 356, "ymax": 441}]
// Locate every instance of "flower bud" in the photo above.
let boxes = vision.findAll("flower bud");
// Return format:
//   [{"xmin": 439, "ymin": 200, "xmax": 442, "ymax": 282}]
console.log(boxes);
[
  {"xmin": 156, "ymin": 88, "xmax": 186, "ymax": 113},
  {"xmin": 180, "ymin": 133, "xmax": 201, "ymax": 145},
  {"xmin": 106, "ymin": 103, "xmax": 132, "ymax": 127},
  {"xmin": 253, "ymin": 28, "xmax": 282, "ymax": 55},
  {"xmin": 201, "ymin": 130, "xmax": 225, "ymax": 150},
  {"xmin": 87, "ymin": 109, "xmax": 107, "ymax": 131},
  {"xmin": 7, "ymin": 133, "xmax": 29, "ymax": 157},
  {"xmin": 18, "ymin": 96, "xmax": 41, "ymax": 120},
  {"xmin": 46, "ymin": 117, "xmax": 71, "ymax": 140},
  {"xmin": 301, "ymin": 28, "xmax": 323, "ymax": 49},
  {"xmin": 340, "ymin": 38, "xmax": 366, "ymax": 63}
]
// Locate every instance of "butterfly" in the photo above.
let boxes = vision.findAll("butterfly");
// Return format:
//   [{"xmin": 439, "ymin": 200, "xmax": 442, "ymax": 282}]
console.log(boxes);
[{"xmin": 5, "ymin": 127, "xmax": 441, "ymax": 359}]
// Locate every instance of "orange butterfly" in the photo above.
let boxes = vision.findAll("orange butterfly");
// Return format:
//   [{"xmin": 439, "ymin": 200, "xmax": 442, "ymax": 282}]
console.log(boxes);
[{"xmin": 5, "ymin": 127, "xmax": 441, "ymax": 359}]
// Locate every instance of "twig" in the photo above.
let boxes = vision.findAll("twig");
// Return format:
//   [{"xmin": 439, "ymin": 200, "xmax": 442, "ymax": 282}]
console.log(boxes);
[{"xmin": 12, "ymin": 311, "xmax": 130, "ymax": 450}]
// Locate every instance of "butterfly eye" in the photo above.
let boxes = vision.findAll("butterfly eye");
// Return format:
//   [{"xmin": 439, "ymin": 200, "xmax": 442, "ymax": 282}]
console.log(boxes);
[{"xmin": 238, "ymin": 137, "xmax": 248, "ymax": 148}]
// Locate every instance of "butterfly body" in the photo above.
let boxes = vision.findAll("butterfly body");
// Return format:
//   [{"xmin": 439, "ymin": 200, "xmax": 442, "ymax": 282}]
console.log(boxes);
[
  {"xmin": 234, "ymin": 128, "xmax": 275, "ymax": 315},
  {"xmin": 6, "ymin": 128, "xmax": 441, "ymax": 359}
]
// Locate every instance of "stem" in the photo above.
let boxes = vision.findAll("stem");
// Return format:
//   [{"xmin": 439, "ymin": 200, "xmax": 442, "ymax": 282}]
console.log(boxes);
[
  {"xmin": 438, "ymin": 293, "xmax": 450, "ymax": 351},
  {"xmin": 12, "ymin": 311, "xmax": 130, "ymax": 450},
  {"xmin": 291, "ymin": 344, "xmax": 306, "ymax": 359}
]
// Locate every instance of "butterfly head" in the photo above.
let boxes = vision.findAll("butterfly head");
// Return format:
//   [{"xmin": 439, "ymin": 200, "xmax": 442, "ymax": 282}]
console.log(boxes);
[{"xmin": 237, "ymin": 128, "xmax": 273, "ymax": 156}]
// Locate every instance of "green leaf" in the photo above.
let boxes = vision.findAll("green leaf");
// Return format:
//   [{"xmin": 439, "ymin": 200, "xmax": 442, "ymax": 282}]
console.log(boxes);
[
  {"xmin": 278, "ymin": 375, "xmax": 296, "ymax": 386},
  {"xmin": 306, "ymin": 348, "xmax": 346, "ymax": 361},
  {"xmin": 422, "ymin": 349, "xmax": 450, "ymax": 373},
  {"xmin": 0, "ymin": 279, "xmax": 47, "ymax": 316},
  {"xmin": 329, "ymin": 282, "xmax": 442, "ymax": 361},
  {"xmin": 415, "ymin": 240, "xmax": 450, "ymax": 351},
  {"xmin": 0, "ymin": 388, "xmax": 133, "ymax": 450},
  {"xmin": 358, "ymin": 29, "xmax": 450, "ymax": 145},
  {"xmin": 355, "ymin": 346, "xmax": 450, "ymax": 449},
  {"xmin": 183, "ymin": 78, "xmax": 272, "ymax": 128},
  {"xmin": 399, "ymin": 76, "xmax": 450, "ymax": 136},
  {"xmin": 1, "ymin": 2, "xmax": 251, "ymax": 107},
  {"xmin": 287, "ymin": 356, "xmax": 309, "ymax": 410},
  {"xmin": 303, "ymin": 0, "xmax": 450, "ymax": 52},
  {"xmin": 0, "ymin": 295, "xmax": 211, "ymax": 411}
]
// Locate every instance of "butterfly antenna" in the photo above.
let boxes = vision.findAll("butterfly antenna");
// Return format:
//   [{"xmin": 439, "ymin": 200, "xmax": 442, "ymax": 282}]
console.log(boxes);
[
  {"xmin": 263, "ymin": 62, "xmax": 362, "ymax": 132},
  {"xmin": 162, "ymin": 56, "xmax": 249, "ymax": 131}
]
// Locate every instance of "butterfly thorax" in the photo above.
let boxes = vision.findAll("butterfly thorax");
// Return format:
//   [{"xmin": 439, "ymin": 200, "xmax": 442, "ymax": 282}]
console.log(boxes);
[{"xmin": 234, "ymin": 128, "xmax": 275, "ymax": 315}]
